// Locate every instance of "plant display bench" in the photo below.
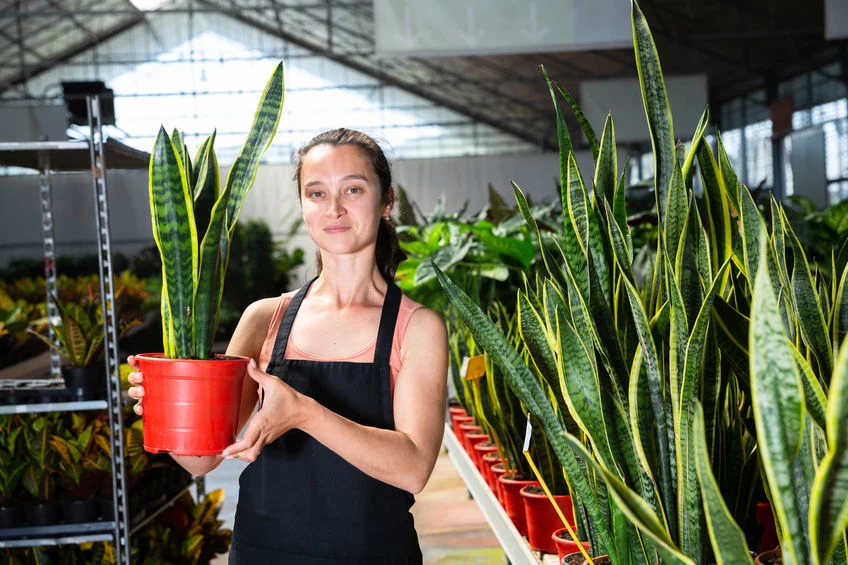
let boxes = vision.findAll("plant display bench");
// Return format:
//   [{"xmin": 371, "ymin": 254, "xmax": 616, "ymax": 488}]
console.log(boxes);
[{"xmin": 443, "ymin": 423, "xmax": 562, "ymax": 565}]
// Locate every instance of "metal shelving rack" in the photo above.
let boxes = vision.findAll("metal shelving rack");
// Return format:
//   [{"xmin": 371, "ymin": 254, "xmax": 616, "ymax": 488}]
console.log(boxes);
[{"xmin": 0, "ymin": 98, "xmax": 144, "ymax": 563}]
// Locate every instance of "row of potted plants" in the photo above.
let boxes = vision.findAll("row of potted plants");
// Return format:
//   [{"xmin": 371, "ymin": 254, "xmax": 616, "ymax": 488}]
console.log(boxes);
[
  {"xmin": 394, "ymin": 2, "xmax": 848, "ymax": 564},
  {"xmin": 0, "ymin": 487, "xmax": 231, "ymax": 565}
]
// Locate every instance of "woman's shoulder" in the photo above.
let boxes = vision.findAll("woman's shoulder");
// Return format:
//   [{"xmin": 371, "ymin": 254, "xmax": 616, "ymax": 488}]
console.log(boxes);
[
  {"xmin": 242, "ymin": 290, "xmax": 299, "ymax": 329},
  {"xmin": 397, "ymin": 293, "xmax": 445, "ymax": 342}
]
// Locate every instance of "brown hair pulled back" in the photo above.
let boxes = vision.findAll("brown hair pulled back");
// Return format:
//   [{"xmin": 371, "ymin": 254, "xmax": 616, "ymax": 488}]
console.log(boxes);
[{"xmin": 294, "ymin": 128, "xmax": 407, "ymax": 283}]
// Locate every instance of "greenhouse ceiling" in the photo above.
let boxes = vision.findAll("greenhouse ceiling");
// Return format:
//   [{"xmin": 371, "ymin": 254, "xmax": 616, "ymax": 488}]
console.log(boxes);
[{"xmin": 0, "ymin": 0, "xmax": 840, "ymax": 153}]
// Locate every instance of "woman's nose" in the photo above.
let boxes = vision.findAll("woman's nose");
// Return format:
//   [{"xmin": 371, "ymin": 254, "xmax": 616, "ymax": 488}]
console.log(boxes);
[{"xmin": 327, "ymin": 195, "xmax": 345, "ymax": 216}]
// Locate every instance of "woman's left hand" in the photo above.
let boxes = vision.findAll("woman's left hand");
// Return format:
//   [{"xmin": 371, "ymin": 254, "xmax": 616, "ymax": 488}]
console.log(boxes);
[{"xmin": 222, "ymin": 359, "xmax": 307, "ymax": 463}]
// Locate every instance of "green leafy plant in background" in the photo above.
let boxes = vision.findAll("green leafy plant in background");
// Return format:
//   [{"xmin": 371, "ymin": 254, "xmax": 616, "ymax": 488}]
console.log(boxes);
[
  {"xmin": 436, "ymin": 1, "xmax": 848, "ymax": 564},
  {"xmin": 26, "ymin": 294, "xmax": 141, "ymax": 368},
  {"xmin": 20, "ymin": 414, "xmax": 59, "ymax": 504},
  {"xmin": 49, "ymin": 413, "xmax": 111, "ymax": 502},
  {"xmin": 149, "ymin": 61, "xmax": 284, "ymax": 360},
  {"xmin": 0, "ymin": 416, "xmax": 26, "ymax": 508}
]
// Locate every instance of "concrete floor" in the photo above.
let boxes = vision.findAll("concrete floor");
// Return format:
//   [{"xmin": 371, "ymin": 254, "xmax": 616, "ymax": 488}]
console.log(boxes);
[{"xmin": 205, "ymin": 448, "xmax": 508, "ymax": 565}]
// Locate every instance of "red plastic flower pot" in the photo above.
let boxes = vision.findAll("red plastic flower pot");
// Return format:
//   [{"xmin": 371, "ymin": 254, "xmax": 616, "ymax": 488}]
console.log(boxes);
[
  {"xmin": 452, "ymin": 415, "xmax": 474, "ymax": 438},
  {"xmin": 482, "ymin": 452, "xmax": 501, "ymax": 491},
  {"xmin": 498, "ymin": 474, "xmax": 538, "ymax": 536},
  {"xmin": 137, "ymin": 353, "xmax": 248, "ymax": 455},
  {"xmin": 521, "ymin": 486, "xmax": 575, "ymax": 553},
  {"xmin": 458, "ymin": 423, "xmax": 482, "ymax": 451},
  {"xmin": 756, "ymin": 502, "xmax": 779, "ymax": 553},
  {"xmin": 465, "ymin": 433, "xmax": 489, "ymax": 462},
  {"xmin": 552, "ymin": 528, "xmax": 590, "ymax": 561},
  {"xmin": 448, "ymin": 406, "xmax": 467, "ymax": 418},
  {"xmin": 474, "ymin": 443, "xmax": 499, "ymax": 474},
  {"xmin": 491, "ymin": 463, "xmax": 507, "ymax": 503}
]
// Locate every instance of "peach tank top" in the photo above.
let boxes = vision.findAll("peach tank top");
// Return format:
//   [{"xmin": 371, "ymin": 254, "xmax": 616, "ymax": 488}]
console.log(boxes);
[{"xmin": 257, "ymin": 288, "xmax": 424, "ymax": 395}]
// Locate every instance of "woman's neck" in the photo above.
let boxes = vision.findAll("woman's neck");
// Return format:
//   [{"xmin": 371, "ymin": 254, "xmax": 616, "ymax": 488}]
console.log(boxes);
[{"xmin": 312, "ymin": 256, "xmax": 386, "ymax": 308}]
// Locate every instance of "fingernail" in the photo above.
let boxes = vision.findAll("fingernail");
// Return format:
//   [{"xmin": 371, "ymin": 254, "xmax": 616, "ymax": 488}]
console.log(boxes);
[{"xmin": 250, "ymin": 359, "xmax": 257, "ymax": 368}]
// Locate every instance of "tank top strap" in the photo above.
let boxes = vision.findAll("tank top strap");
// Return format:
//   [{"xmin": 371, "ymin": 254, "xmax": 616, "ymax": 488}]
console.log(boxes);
[
  {"xmin": 266, "ymin": 278, "xmax": 315, "ymax": 373},
  {"xmin": 373, "ymin": 282, "xmax": 402, "ymax": 367}
]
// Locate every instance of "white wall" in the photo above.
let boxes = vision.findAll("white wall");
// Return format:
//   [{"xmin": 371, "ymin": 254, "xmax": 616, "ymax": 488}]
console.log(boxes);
[{"xmin": 0, "ymin": 149, "xmax": 620, "ymax": 285}]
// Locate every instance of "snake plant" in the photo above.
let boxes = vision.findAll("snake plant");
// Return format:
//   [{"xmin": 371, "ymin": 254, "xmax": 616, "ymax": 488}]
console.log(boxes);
[
  {"xmin": 437, "ymin": 1, "xmax": 848, "ymax": 564},
  {"xmin": 149, "ymin": 61, "xmax": 284, "ymax": 359}
]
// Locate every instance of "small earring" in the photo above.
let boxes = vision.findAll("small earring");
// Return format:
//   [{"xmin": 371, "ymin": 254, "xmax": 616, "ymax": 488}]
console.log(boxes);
[{"xmin": 382, "ymin": 215, "xmax": 391, "ymax": 221}]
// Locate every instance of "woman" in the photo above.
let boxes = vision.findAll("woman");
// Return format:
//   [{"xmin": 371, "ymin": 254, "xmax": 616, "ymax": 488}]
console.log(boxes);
[{"xmin": 127, "ymin": 128, "xmax": 448, "ymax": 564}]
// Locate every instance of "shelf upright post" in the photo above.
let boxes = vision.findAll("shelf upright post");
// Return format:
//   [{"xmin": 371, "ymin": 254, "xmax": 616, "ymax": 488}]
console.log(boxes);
[
  {"xmin": 38, "ymin": 149, "xmax": 61, "ymax": 381},
  {"xmin": 87, "ymin": 96, "xmax": 130, "ymax": 565}
]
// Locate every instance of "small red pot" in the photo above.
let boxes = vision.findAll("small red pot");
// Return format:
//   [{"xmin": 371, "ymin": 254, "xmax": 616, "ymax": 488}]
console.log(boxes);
[
  {"xmin": 452, "ymin": 415, "xmax": 474, "ymax": 437},
  {"xmin": 491, "ymin": 463, "xmax": 507, "ymax": 503},
  {"xmin": 137, "ymin": 353, "xmax": 248, "ymax": 455},
  {"xmin": 756, "ymin": 502, "xmax": 779, "ymax": 553},
  {"xmin": 552, "ymin": 528, "xmax": 590, "ymax": 562},
  {"xmin": 498, "ymin": 474, "xmax": 538, "ymax": 536},
  {"xmin": 521, "ymin": 486, "xmax": 575, "ymax": 553},
  {"xmin": 482, "ymin": 452, "xmax": 501, "ymax": 491},
  {"xmin": 473, "ymin": 443, "xmax": 499, "ymax": 470},
  {"xmin": 458, "ymin": 423, "xmax": 482, "ymax": 451},
  {"xmin": 465, "ymin": 433, "xmax": 489, "ymax": 462},
  {"xmin": 448, "ymin": 406, "xmax": 467, "ymax": 417}
]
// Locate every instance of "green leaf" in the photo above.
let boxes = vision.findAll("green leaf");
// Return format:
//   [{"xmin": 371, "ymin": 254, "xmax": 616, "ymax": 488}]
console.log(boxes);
[
  {"xmin": 750, "ymin": 232, "xmax": 809, "ymax": 565},
  {"xmin": 697, "ymin": 141, "xmax": 733, "ymax": 283},
  {"xmin": 693, "ymin": 402, "xmax": 754, "ymax": 565},
  {"xmin": 224, "ymin": 61, "xmax": 285, "ymax": 234},
  {"xmin": 556, "ymin": 83, "xmax": 600, "ymax": 161},
  {"xmin": 594, "ymin": 114, "xmax": 617, "ymax": 205},
  {"xmin": 810, "ymin": 332, "xmax": 848, "ymax": 565},
  {"xmin": 632, "ymin": 0, "xmax": 675, "ymax": 219},
  {"xmin": 150, "ymin": 126, "xmax": 197, "ymax": 358},
  {"xmin": 681, "ymin": 107, "xmax": 709, "ymax": 182},
  {"xmin": 435, "ymin": 265, "xmax": 620, "ymax": 565},
  {"xmin": 786, "ymin": 341, "xmax": 829, "ymax": 431}
]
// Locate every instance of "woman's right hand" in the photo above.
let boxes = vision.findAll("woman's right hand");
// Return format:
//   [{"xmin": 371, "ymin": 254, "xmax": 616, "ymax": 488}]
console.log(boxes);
[{"xmin": 126, "ymin": 355, "xmax": 145, "ymax": 416}]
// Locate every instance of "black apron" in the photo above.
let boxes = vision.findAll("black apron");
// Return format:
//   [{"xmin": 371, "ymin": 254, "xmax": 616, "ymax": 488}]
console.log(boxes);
[{"xmin": 230, "ymin": 279, "xmax": 422, "ymax": 564}]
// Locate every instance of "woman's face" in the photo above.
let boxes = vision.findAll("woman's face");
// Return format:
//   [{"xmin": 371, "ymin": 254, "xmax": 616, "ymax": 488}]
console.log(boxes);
[{"xmin": 299, "ymin": 143, "xmax": 391, "ymax": 260}]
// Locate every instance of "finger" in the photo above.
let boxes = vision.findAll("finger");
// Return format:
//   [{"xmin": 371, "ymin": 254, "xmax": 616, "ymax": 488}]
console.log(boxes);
[
  {"xmin": 127, "ymin": 355, "xmax": 139, "ymax": 369},
  {"xmin": 245, "ymin": 359, "xmax": 271, "ymax": 385},
  {"xmin": 128, "ymin": 385, "xmax": 144, "ymax": 399},
  {"xmin": 133, "ymin": 402, "xmax": 143, "ymax": 416},
  {"xmin": 127, "ymin": 372, "xmax": 144, "ymax": 385},
  {"xmin": 223, "ymin": 426, "xmax": 259, "ymax": 458}
]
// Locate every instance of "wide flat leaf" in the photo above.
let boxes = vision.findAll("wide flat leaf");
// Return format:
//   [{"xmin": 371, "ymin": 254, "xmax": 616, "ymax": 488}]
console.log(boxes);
[{"xmin": 750, "ymin": 233, "xmax": 809, "ymax": 565}]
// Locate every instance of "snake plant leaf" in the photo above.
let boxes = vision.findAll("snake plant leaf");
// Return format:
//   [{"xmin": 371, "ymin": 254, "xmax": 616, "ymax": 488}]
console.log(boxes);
[
  {"xmin": 555, "ymin": 312, "xmax": 617, "ymax": 468},
  {"xmin": 677, "ymin": 259, "xmax": 730, "ymax": 560},
  {"xmin": 785, "ymin": 214, "xmax": 834, "ymax": 380},
  {"xmin": 594, "ymin": 114, "xmax": 617, "ymax": 205},
  {"xmin": 224, "ymin": 61, "xmax": 284, "ymax": 234},
  {"xmin": 518, "ymin": 291, "xmax": 563, "ymax": 406},
  {"xmin": 172, "ymin": 128, "xmax": 191, "ymax": 185},
  {"xmin": 770, "ymin": 198, "xmax": 791, "ymax": 292},
  {"xmin": 161, "ymin": 276, "xmax": 174, "ymax": 357},
  {"xmin": 191, "ymin": 132, "xmax": 219, "ymax": 241},
  {"xmin": 541, "ymin": 65, "xmax": 574, "ymax": 170},
  {"xmin": 739, "ymin": 185, "xmax": 765, "ymax": 286},
  {"xmin": 716, "ymin": 132, "xmax": 740, "ymax": 213},
  {"xmin": 697, "ymin": 141, "xmax": 733, "ymax": 286},
  {"xmin": 750, "ymin": 232, "xmax": 809, "ymax": 565},
  {"xmin": 787, "ymin": 341, "xmax": 828, "ymax": 431},
  {"xmin": 835, "ymin": 265, "xmax": 848, "ymax": 355},
  {"xmin": 563, "ymin": 435, "xmax": 692, "ymax": 565},
  {"xmin": 613, "ymin": 166, "xmax": 631, "ymax": 256},
  {"xmin": 194, "ymin": 148, "xmax": 231, "ymax": 360},
  {"xmin": 664, "ymin": 165, "xmax": 687, "ymax": 267},
  {"xmin": 556, "ymin": 82, "xmax": 600, "ymax": 162},
  {"xmin": 681, "ymin": 107, "xmax": 709, "ymax": 183},
  {"xmin": 568, "ymin": 153, "xmax": 610, "ymax": 306},
  {"xmin": 563, "ymin": 157, "xmax": 592, "ymax": 302},
  {"xmin": 665, "ymin": 252, "xmax": 687, "ymax": 425},
  {"xmin": 692, "ymin": 402, "xmax": 754, "ymax": 565},
  {"xmin": 613, "ymin": 239, "xmax": 677, "ymax": 534},
  {"xmin": 632, "ymin": 0, "xmax": 675, "ymax": 219},
  {"xmin": 712, "ymin": 296, "xmax": 751, "ymax": 385},
  {"xmin": 435, "ymin": 264, "xmax": 621, "ymax": 565},
  {"xmin": 150, "ymin": 126, "xmax": 197, "ymax": 358},
  {"xmin": 810, "ymin": 332, "xmax": 848, "ymax": 565}
]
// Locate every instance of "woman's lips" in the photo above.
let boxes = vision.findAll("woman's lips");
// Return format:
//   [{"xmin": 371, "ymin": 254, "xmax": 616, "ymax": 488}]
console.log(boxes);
[{"xmin": 324, "ymin": 225, "xmax": 350, "ymax": 233}]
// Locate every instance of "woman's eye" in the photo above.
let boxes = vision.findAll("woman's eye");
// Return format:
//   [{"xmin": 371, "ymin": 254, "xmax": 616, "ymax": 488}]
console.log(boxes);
[
  {"xmin": 308, "ymin": 190, "xmax": 323, "ymax": 198},
  {"xmin": 347, "ymin": 186, "xmax": 363, "ymax": 194}
]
